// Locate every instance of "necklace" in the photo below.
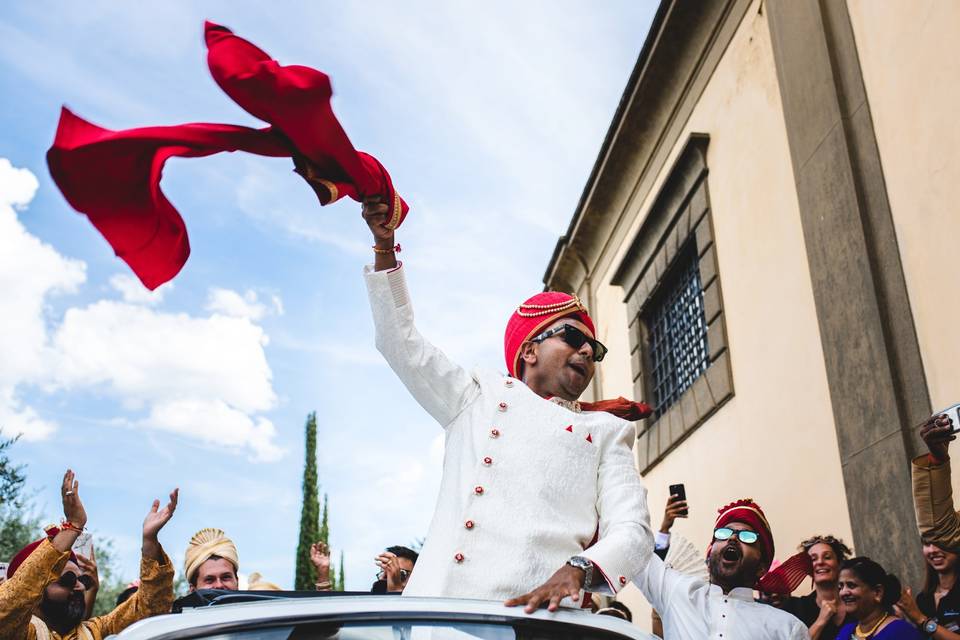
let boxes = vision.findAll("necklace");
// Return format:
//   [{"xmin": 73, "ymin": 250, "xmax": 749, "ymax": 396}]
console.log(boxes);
[{"xmin": 853, "ymin": 614, "xmax": 888, "ymax": 639}]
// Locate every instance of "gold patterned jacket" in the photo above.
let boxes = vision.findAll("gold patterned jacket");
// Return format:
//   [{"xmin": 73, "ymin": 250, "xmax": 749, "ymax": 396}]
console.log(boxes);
[
  {"xmin": 0, "ymin": 538, "xmax": 174, "ymax": 640},
  {"xmin": 912, "ymin": 454, "xmax": 960, "ymax": 548}
]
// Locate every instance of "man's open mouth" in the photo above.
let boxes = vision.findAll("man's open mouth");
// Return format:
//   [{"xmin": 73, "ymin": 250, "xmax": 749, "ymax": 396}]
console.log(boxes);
[{"xmin": 721, "ymin": 545, "xmax": 741, "ymax": 562}]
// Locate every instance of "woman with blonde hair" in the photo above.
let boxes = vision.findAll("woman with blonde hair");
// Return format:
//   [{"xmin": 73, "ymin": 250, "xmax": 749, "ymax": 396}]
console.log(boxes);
[{"xmin": 780, "ymin": 535, "xmax": 852, "ymax": 639}]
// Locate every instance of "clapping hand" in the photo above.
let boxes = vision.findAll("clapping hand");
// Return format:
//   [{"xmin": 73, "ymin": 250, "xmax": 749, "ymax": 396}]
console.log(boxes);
[
  {"xmin": 141, "ymin": 488, "xmax": 178, "ymax": 561},
  {"xmin": 77, "ymin": 549, "xmax": 99, "ymax": 618}
]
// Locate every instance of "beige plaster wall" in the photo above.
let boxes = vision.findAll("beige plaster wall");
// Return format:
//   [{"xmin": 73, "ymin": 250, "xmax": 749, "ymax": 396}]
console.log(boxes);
[
  {"xmin": 847, "ymin": 0, "xmax": 960, "ymax": 475},
  {"xmin": 592, "ymin": 3, "xmax": 854, "ymax": 627}
]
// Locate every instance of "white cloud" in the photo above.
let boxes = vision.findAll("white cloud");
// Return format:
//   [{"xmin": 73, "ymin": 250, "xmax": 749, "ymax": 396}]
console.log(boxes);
[
  {"xmin": 0, "ymin": 157, "xmax": 283, "ymax": 460},
  {"xmin": 206, "ymin": 287, "xmax": 282, "ymax": 321},
  {"xmin": 0, "ymin": 159, "xmax": 86, "ymax": 440},
  {"xmin": 110, "ymin": 273, "xmax": 172, "ymax": 305}
]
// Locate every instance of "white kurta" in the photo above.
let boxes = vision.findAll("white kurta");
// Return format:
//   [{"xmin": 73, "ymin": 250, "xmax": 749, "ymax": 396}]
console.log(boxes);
[
  {"xmin": 635, "ymin": 554, "xmax": 808, "ymax": 640},
  {"xmin": 365, "ymin": 264, "xmax": 653, "ymax": 601}
]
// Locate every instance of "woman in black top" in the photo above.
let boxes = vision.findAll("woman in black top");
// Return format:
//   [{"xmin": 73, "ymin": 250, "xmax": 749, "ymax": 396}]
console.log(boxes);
[
  {"xmin": 896, "ymin": 541, "xmax": 960, "ymax": 639},
  {"xmin": 780, "ymin": 534, "xmax": 852, "ymax": 639}
]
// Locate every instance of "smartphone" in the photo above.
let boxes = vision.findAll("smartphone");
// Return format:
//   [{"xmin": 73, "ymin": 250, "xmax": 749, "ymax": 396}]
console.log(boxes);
[
  {"xmin": 668, "ymin": 483, "xmax": 688, "ymax": 516},
  {"xmin": 935, "ymin": 403, "xmax": 960, "ymax": 433},
  {"xmin": 72, "ymin": 532, "xmax": 93, "ymax": 560}
]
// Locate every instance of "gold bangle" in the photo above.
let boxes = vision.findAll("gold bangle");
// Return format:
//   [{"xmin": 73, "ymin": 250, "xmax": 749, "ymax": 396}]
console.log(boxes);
[
  {"xmin": 315, "ymin": 581, "xmax": 332, "ymax": 590},
  {"xmin": 372, "ymin": 243, "xmax": 401, "ymax": 255}
]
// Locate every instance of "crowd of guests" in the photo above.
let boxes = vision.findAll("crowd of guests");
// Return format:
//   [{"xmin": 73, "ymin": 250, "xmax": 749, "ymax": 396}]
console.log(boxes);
[
  {"xmin": 637, "ymin": 410, "xmax": 960, "ymax": 640},
  {"xmin": 1, "ymin": 409, "xmax": 958, "ymax": 639}
]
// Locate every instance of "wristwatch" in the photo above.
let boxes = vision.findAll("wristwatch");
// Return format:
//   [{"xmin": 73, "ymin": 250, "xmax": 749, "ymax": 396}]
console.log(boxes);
[
  {"xmin": 566, "ymin": 555, "xmax": 594, "ymax": 588},
  {"xmin": 923, "ymin": 618, "xmax": 938, "ymax": 636}
]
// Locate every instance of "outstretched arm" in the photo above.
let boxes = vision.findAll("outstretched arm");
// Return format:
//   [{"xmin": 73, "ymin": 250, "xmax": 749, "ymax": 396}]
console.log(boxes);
[
  {"xmin": 913, "ymin": 414, "xmax": 960, "ymax": 547},
  {"xmin": 362, "ymin": 199, "xmax": 479, "ymax": 427}
]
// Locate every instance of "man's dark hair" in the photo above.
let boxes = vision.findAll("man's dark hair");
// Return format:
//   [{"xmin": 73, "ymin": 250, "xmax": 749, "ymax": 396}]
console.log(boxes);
[
  {"xmin": 385, "ymin": 546, "xmax": 419, "ymax": 564},
  {"xmin": 841, "ymin": 556, "xmax": 902, "ymax": 613},
  {"xmin": 601, "ymin": 601, "xmax": 632, "ymax": 622},
  {"xmin": 116, "ymin": 585, "xmax": 139, "ymax": 606},
  {"xmin": 188, "ymin": 554, "xmax": 233, "ymax": 587}
]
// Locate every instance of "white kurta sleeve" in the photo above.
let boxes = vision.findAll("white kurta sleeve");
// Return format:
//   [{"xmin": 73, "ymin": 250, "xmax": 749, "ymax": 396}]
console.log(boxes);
[
  {"xmin": 579, "ymin": 421, "xmax": 653, "ymax": 594},
  {"xmin": 632, "ymin": 553, "xmax": 675, "ymax": 616},
  {"xmin": 364, "ymin": 263, "xmax": 479, "ymax": 427}
]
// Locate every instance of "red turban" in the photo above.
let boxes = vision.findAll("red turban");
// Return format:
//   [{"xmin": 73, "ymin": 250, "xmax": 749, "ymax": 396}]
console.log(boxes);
[
  {"xmin": 714, "ymin": 498, "xmax": 775, "ymax": 564},
  {"xmin": 6, "ymin": 526, "xmax": 77, "ymax": 580},
  {"xmin": 503, "ymin": 292, "xmax": 651, "ymax": 421},
  {"xmin": 504, "ymin": 292, "xmax": 595, "ymax": 379},
  {"xmin": 46, "ymin": 21, "xmax": 408, "ymax": 291}
]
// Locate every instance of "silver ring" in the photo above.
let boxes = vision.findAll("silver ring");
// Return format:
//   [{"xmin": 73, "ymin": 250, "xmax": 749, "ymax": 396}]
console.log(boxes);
[{"xmin": 65, "ymin": 490, "xmax": 74, "ymax": 496}]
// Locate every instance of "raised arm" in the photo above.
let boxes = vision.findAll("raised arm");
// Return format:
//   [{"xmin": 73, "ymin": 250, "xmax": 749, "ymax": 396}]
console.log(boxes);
[
  {"xmin": 362, "ymin": 198, "xmax": 479, "ymax": 427},
  {"xmin": 913, "ymin": 413, "xmax": 960, "ymax": 548}
]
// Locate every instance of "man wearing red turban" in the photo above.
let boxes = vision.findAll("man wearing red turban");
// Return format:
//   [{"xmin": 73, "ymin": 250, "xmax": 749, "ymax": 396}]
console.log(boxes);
[
  {"xmin": 360, "ymin": 199, "xmax": 653, "ymax": 612},
  {"xmin": 0, "ymin": 470, "xmax": 178, "ymax": 640},
  {"xmin": 634, "ymin": 497, "xmax": 808, "ymax": 639}
]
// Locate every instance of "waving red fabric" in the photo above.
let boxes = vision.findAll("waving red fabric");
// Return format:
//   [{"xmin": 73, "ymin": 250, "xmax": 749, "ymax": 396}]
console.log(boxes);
[{"xmin": 46, "ymin": 21, "xmax": 408, "ymax": 291}]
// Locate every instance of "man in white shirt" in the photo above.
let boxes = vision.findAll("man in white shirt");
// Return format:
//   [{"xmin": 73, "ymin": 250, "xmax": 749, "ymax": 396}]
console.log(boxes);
[
  {"xmin": 360, "ymin": 197, "xmax": 653, "ymax": 612},
  {"xmin": 636, "ymin": 498, "xmax": 807, "ymax": 640}
]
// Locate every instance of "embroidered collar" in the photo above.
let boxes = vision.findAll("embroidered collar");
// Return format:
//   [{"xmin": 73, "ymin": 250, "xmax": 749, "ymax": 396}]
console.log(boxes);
[{"xmin": 548, "ymin": 396, "xmax": 582, "ymax": 413}]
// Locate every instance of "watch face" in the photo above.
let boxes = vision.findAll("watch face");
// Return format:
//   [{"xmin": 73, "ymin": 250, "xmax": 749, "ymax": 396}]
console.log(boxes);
[{"xmin": 926, "ymin": 621, "xmax": 938, "ymax": 633}]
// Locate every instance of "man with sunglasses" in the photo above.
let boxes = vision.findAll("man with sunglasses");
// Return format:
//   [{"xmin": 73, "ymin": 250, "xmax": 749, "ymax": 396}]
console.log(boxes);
[
  {"xmin": 0, "ymin": 469, "xmax": 178, "ymax": 639},
  {"xmin": 371, "ymin": 546, "xmax": 419, "ymax": 593},
  {"xmin": 634, "ymin": 498, "xmax": 807, "ymax": 639},
  {"xmin": 361, "ymin": 199, "xmax": 653, "ymax": 612}
]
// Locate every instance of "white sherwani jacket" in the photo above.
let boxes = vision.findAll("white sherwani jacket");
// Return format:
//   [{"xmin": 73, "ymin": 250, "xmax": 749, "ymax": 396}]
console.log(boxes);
[
  {"xmin": 365, "ymin": 264, "xmax": 653, "ymax": 601},
  {"xmin": 635, "ymin": 555, "xmax": 808, "ymax": 640}
]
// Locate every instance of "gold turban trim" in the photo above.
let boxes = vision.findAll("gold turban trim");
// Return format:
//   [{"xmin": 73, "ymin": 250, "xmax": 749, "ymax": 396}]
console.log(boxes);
[
  {"xmin": 184, "ymin": 527, "xmax": 239, "ymax": 583},
  {"xmin": 247, "ymin": 572, "xmax": 282, "ymax": 591}
]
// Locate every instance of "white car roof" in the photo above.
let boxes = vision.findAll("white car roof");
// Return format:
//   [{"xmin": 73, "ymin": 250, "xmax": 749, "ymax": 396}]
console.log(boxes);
[{"xmin": 114, "ymin": 595, "xmax": 655, "ymax": 640}]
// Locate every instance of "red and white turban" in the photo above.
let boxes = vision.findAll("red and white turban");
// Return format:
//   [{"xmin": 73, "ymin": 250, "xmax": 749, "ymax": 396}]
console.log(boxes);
[
  {"xmin": 503, "ymin": 292, "xmax": 652, "ymax": 421},
  {"xmin": 503, "ymin": 292, "xmax": 595, "ymax": 379},
  {"xmin": 714, "ymin": 498, "xmax": 775, "ymax": 563}
]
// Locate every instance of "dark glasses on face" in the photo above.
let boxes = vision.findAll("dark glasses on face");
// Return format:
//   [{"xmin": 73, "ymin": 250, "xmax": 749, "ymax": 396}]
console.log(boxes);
[
  {"xmin": 714, "ymin": 527, "xmax": 760, "ymax": 544},
  {"xmin": 58, "ymin": 571, "xmax": 95, "ymax": 590},
  {"xmin": 531, "ymin": 324, "xmax": 608, "ymax": 362},
  {"xmin": 377, "ymin": 569, "xmax": 411, "ymax": 582}
]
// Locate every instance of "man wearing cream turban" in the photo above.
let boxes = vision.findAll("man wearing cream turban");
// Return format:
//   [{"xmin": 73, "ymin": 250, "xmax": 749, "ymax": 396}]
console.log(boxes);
[{"xmin": 183, "ymin": 528, "xmax": 239, "ymax": 592}]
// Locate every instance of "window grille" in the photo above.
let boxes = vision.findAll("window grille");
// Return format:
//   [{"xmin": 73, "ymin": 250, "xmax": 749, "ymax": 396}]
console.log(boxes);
[{"xmin": 644, "ymin": 241, "xmax": 709, "ymax": 418}]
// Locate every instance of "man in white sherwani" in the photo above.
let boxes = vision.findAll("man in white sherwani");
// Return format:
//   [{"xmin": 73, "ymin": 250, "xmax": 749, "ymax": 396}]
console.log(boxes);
[{"xmin": 361, "ymin": 198, "xmax": 653, "ymax": 612}]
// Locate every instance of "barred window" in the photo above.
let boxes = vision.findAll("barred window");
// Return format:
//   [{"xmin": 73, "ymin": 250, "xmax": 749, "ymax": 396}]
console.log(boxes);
[{"xmin": 644, "ymin": 241, "xmax": 709, "ymax": 417}]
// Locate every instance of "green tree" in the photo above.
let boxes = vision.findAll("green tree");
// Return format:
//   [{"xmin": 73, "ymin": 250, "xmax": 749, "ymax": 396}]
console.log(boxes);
[
  {"xmin": 0, "ymin": 431, "xmax": 40, "ymax": 562},
  {"xmin": 337, "ymin": 550, "xmax": 345, "ymax": 592},
  {"xmin": 294, "ymin": 412, "xmax": 320, "ymax": 590}
]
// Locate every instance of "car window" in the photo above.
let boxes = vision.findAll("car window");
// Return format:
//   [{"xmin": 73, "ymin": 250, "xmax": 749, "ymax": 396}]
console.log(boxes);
[{"xmin": 188, "ymin": 620, "xmax": 630, "ymax": 640}]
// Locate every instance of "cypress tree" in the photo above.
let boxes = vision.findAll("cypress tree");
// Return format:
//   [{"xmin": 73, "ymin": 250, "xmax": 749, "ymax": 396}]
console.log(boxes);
[
  {"xmin": 320, "ymin": 494, "xmax": 329, "ymax": 544},
  {"xmin": 337, "ymin": 550, "xmax": 346, "ymax": 591},
  {"xmin": 294, "ymin": 412, "xmax": 320, "ymax": 590}
]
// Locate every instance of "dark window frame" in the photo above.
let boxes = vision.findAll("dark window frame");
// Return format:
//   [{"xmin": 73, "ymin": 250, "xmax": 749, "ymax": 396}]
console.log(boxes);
[{"xmin": 612, "ymin": 133, "xmax": 734, "ymax": 474}]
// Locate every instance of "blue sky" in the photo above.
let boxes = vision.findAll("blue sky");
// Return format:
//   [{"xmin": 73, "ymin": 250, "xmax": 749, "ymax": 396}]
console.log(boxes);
[{"xmin": 0, "ymin": 2, "xmax": 655, "ymax": 589}]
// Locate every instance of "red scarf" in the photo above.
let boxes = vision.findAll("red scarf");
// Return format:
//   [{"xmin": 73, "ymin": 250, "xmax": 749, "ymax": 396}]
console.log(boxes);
[{"xmin": 46, "ymin": 21, "xmax": 408, "ymax": 291}]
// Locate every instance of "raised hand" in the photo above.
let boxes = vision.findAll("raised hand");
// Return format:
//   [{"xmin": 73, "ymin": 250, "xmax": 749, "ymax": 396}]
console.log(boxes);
[
  {"xmin": 141, "ymin": 488, "xmax": 178, "ymax": 562},
  {"xmin": 61, "ymin": 469, "xmax": 88, "ymax": 530},
  {"xmin": 375, "ymin": 551, "xmax": 407, "ymax": 593},
  {"xmin": 77, "ymin": 549, "xmax": 99, "ymax": 618},
  {"xmin": 362, "ymin": 196, "xmax": 393, "ymax": 245},
  {"xmin": 143, "ymin": 488, "xmax": 178, "ymax": 540},
  {"xmin": 660, "ymin": 494, "xmax": 688, "ymax": 533},
  {"xmin": 504, "ymin": 564, "xmax": 585, "ymax": 613},
  {"xmin": 310, "ymin": 541, "xmax": 331, "ymax": 581},
  {"xmin": 920, "ymin": 413, "xmax": 955, "ymax": 461}
]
